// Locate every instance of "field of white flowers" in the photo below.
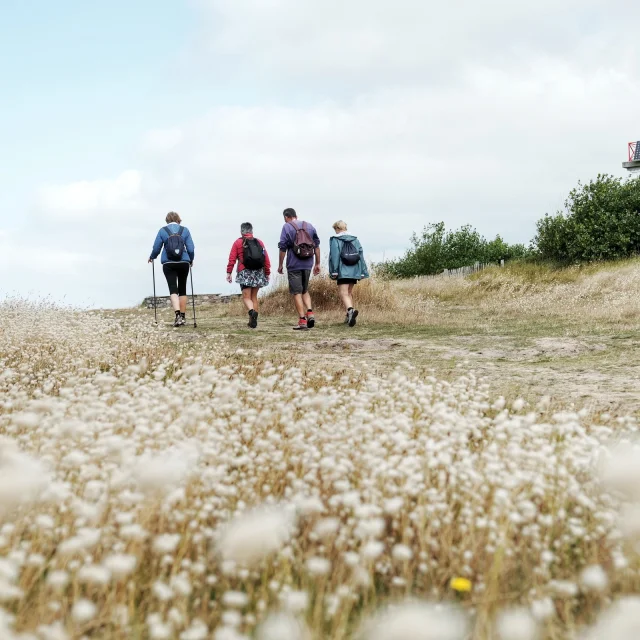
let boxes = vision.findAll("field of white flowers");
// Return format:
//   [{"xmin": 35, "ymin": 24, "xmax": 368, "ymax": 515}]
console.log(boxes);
[{"xmin": 2, "ymin": 299, "xmax": 640, "ymax": 639}]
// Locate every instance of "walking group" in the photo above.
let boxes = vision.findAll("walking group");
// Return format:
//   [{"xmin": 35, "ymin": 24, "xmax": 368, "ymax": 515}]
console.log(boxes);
[{"xmin": 148, "ymin": 208, "xmax": 369, "ymax": 330}]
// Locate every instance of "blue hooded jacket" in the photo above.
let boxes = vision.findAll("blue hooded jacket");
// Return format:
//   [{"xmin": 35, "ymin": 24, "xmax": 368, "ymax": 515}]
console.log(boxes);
[
  {"xmin": 329, "ymin": 234, "xmax": 369, "ymax": 280},
  {"xmin": 150, "ymin": 223, "xmax": 195, "ymax": 264}
]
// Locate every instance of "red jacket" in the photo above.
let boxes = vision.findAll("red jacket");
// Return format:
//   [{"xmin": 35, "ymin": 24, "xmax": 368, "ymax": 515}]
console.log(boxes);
[{"xmin": 227, "ymin": 235, "xmax": 271, "ymax": 276}]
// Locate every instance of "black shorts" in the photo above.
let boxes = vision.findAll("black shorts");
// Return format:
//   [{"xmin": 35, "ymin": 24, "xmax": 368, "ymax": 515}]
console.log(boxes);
[
  {"xmin": 337, "ymin": 278, "xmax": 358, "ymax": 286},
  {"xmin": 288, "ymin": 269, "xmax": 311, "ymax": 295},
  {"xmin": 163, "ymin": 262, "xmax": 190, "ymax": 296}
]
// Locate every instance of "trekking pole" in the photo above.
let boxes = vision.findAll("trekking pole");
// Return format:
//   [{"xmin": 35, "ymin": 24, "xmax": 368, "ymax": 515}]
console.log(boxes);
[
  {"xmin": 190, "ymin": 265, "xmax": 197, "ymax": 328},
  {"xmin": 151, "ymin": 260, "xmax": 158, "ymax": 324}
]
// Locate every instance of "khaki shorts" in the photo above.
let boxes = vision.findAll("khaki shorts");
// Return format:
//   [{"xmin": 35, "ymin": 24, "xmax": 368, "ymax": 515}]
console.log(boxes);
[{"xmin": 288, "ymin": 269, "xmax": 311, "ymax": 295}]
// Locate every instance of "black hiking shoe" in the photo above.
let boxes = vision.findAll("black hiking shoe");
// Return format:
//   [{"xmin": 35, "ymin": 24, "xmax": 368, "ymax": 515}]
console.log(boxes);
[
  {"xmin": 248, "ymin": 310, "xmax": 258, "ymax": 329},
  {"xmin": 173, "ymin": 312, "xmax": 183, "ymax": 327},
  {"xmin": 348, "ymin": 309, "xmax": 359, "ymax": 327}
]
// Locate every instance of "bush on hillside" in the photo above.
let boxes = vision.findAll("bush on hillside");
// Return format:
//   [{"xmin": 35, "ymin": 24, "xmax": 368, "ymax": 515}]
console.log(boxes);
[
  {"xmin": 534, "ymin": 174, "xmax": 640, "ymax": 263},
  {"xmin": 379, "ymin": 222, "xmax": 529, "ymax": 278}
]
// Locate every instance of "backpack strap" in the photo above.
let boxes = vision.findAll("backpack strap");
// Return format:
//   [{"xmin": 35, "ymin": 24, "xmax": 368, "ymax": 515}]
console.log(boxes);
[{"xmin": 164, "ymin": 225, "xmax": 184, "ymax": 236}]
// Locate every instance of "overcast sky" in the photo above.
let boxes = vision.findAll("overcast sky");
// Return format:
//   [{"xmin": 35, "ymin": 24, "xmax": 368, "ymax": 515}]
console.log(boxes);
[{"xmin": 1, "ymin": 0, "xmax": 639, "ymax": 308}]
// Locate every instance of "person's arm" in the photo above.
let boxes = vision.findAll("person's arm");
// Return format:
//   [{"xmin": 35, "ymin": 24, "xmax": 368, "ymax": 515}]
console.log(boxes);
[
  {"xmin": 261, "ymin": 241, "xmax": 271, "ymax": 277},
  {"xmin": 329, "ymin": 237, "xmax": 339, "ymax": 278},
  {"xmin": 226, "ymin": 240, "xmax": 238, "ymax": 276},
  {"xmin": 277, "ymin": 225, "xmax": 289, "ymax": 274},
  {"xmin": 148, "ymin": 230, "xmax": 163, "ymax": 262},
  {"xmin": 185, "ymin": 229, "xmax": 195, "ymax": 264},
  {"xmin": 312, "ymin": 226, "xmax": 321, "ymax": 276},
  {"xmin": 358, "ymin": 239, "xmax": 369, "ymax": 278}
]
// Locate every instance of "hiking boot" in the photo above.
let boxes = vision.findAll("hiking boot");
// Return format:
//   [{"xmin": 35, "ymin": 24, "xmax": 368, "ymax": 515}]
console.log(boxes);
[
  {"xmin": 293, "ymin": 317, "xmax": 309, "ymax": 331},
  {"xmin": 348, "ymin": 309, "xmax": 359, "ymax": 327},
  {"xmin": 306, "ymin": 311, "xmax": 315, "ymax": 329},
  {"xmin": 173, "ymin": 312, "xmax": 183, "ymax": 327},
  {"xmin": 248, "ymin": 310, "xmax": 258, "ymax": 329}
]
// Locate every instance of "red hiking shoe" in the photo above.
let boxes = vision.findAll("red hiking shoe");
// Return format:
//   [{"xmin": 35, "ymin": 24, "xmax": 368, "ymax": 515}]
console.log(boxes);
[{"xmin": 293, "ymin": 317, "xmax": 308, "ymax": 331}]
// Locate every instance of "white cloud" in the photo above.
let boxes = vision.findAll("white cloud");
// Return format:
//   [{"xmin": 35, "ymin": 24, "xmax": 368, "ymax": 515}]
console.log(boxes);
[
  {"xmin": 39, "ymin": 170, "xmax": 145, "ymax": 218},
  {"xmin": 198, "ymin": 0, "xmax": 637, "ymax": 83},
  {"xmin": 20, "ymin": 0, "xmax": 640, "ymax": 307}
]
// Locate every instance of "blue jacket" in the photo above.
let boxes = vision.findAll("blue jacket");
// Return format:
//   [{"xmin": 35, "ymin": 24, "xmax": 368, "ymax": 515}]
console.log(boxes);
[
  {"xmin": 150, "ymin": 223, "xmax": 195, "ymax": 264},
  {"xmin": 329, "ymin": 234, "xmax": 369, "ymax": 280}
]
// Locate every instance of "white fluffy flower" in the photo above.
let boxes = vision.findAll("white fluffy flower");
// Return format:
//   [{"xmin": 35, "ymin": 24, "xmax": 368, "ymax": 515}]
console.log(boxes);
[
  {"xmin": 222, "ymin": 591, "xmax": 249, "ymax": 608},
  {"xmin": 392, "ymin": 544, "xmax": 413, "ymax": 562},
  {"xmin": 218, "ymin": 505, "xmax": 296, "ymax": 566},
  {"xmin": 0, "ymin": 438, "xmax": 51, "ymax": 515},
  {"xmin": 153, "ymin": 534, "xmax": 181, "ymax": 554},
  {"xmin": 582, "ymin": 597, "xmax": 640, "ymax": 638},
  {"xmin": 72, "ymin": 599, "xmax": 97, "ymax": 623},
  {"xmin": 496, "ymin": 607, "xmax": 539, "ymax": 640},
  {"xmin": 257, "ymin": 612, "xmax": 310, "ymax": 640},
  {"xmin": 580, "ymin": 565, "xmax": 609, "ymax": 592},
  {"xmin": 103, "ymin": 554, "xmax": 137, "ymax": 578},
  {"xmin": 359, "ymin": 602, "xmax": 467, "ymax": 640},
  {"xmin": 306, "ymin": 557, "xmax": 331, "ymax": 576}
]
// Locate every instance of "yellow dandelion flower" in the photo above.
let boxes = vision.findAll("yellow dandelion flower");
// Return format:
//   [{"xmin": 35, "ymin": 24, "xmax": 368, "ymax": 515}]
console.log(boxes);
[{"xmin": 450, "ymin": 577, "xmax": 472, "ymax": 592}]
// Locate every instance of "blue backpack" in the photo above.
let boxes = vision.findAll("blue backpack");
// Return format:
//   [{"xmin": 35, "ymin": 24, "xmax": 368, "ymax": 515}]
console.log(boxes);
[{"xmin": 164, "ymin": 226, "xmax": 186, "ymax": 261}]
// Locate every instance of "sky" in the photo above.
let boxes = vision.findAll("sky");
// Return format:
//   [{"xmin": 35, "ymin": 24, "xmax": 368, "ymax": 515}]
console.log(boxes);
[{"xmin": 1, "ymin": 0, "xmax": 639, "ymax": 308}]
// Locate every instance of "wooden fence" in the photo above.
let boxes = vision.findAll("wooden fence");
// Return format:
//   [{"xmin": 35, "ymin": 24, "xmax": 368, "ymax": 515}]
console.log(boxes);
[{"xmin": 417, "ymin": 259, "xmax": 505, "ymax": 280}]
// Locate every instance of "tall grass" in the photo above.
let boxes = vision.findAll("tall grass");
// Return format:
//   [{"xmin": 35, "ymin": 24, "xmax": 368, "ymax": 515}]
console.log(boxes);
[{"xmin": 260, "ymin": 273, "xmax": 402, "ymax": 319}]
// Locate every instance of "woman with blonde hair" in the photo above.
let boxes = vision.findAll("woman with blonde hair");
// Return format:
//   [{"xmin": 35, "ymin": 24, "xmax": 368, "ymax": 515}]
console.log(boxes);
[
  {"xmin": 328, "ymin": 220, "xmax": 368, "ymax": 327},
  {"xmin": 148, "ymin": 212, "xmax": 195, "ymax": 327}
]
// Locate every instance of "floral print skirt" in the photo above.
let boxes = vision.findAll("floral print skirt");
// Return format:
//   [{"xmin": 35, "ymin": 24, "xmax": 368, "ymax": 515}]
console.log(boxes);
[{"xmin": 236, "ymin": 268, "xmax": 269, "ymax": 289}]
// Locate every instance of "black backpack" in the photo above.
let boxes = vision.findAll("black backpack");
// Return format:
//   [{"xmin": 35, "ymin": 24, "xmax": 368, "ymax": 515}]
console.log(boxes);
[
  {"xmin": 164, "ymin": 226, "xmax": 187, "ymax": 261},
  {"xmin": 243, "ymin": 238, "xmax": 265, "ymax": 270},
  {"xmin": 340, "ymin": 239, "xmax": 361, "ymax": 266}
]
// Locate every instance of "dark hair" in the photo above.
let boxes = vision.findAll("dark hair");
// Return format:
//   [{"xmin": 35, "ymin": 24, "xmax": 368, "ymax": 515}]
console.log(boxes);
[
  {"xmin": 283, "ymin": 208, "xmax": 297, "ymax": 219},
  {"xmin": 240, "ymin": 222, "xmax": 253, "ymax": 235}
]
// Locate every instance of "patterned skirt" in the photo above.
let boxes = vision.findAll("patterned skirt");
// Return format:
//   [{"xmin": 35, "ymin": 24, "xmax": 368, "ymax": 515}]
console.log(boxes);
[{"xmin": 236, "ymin": 268, "xmax": 269, "ymax": 289}]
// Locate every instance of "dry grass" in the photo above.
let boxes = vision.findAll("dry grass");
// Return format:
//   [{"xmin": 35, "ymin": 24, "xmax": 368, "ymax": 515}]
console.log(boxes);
[
  {"xmin": 260, "ymin": 273, "xmax": 408, "ymax": 323},
  {"xmin": 387, "ymin": 259, "xmax": 640, "ymax": 329}
]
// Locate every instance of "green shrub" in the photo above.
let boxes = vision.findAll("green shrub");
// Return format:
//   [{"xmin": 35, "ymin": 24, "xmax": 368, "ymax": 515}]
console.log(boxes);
[
  {"xmin": 534, "ymin": 174, "xmax": 640, "ymax": 263},
  {"xmin": 379, "ymin": 222, "xmax": 530, "ymax": 278}
]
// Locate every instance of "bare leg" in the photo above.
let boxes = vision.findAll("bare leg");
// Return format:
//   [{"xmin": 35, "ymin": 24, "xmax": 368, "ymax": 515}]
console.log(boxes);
[
  {"xmin": 242, "ymin": 288, "xmax": 254, "ymax": 312},
  {"xmin": 179, "ymin": 296, "xmax": 187, "ymax": 313},
  {"xmin": 348, "ymin": 283, "xmax": 355, "ymax": 307},
  {"xmin": 170, "ymin": 294, "xmax": 180, "ymax": 312},
  {"xmin": 293, "ymin": 293, "xmax": 305, "ymax": 317},
  {"xmin": 302, "ymin": 291, "xmax": 312, "ymax": 313},
  {"xmin": 251, "ymin": 288, "xmax": 259, "ymax": 313},
  {"xmin": 338, "ymin": 284, "xmax": 353, "ymax": 311}
]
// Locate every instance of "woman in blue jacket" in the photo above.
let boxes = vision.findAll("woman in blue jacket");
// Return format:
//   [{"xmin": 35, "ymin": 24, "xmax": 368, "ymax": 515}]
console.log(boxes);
[
  {"xmin": 148, "ymin": 212, "xmax": 195, "ymax": 327},
  {"xmin": 329, "ymin": 220, "xmax": 369, "ymax": 327}
]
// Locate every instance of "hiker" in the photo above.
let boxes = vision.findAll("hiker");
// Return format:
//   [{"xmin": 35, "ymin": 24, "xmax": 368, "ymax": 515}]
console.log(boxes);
[
  {"xmin": 148, "ymin": 212, "xmax": 195, "ymax": 327},
  {"xmin": 226, "ymin": 222, "xmax": 271, "ymax": 329},
  {"xmin": 277, "ymin": 208, "xmax": 321, "ymax": 330},
  {"xmin": 329, "ymin": 220, "xmax": 368, "ymax": 327}
]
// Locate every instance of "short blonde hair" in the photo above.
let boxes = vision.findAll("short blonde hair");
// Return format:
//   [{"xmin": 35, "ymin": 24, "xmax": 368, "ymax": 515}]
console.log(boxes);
[
  {"xmin": 332, "ymin": 220, "xmax": 347, "ymax": 232},
  {"xmin": 166, "ymin": 211, "xmax": 182, "ymax": 224}
]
